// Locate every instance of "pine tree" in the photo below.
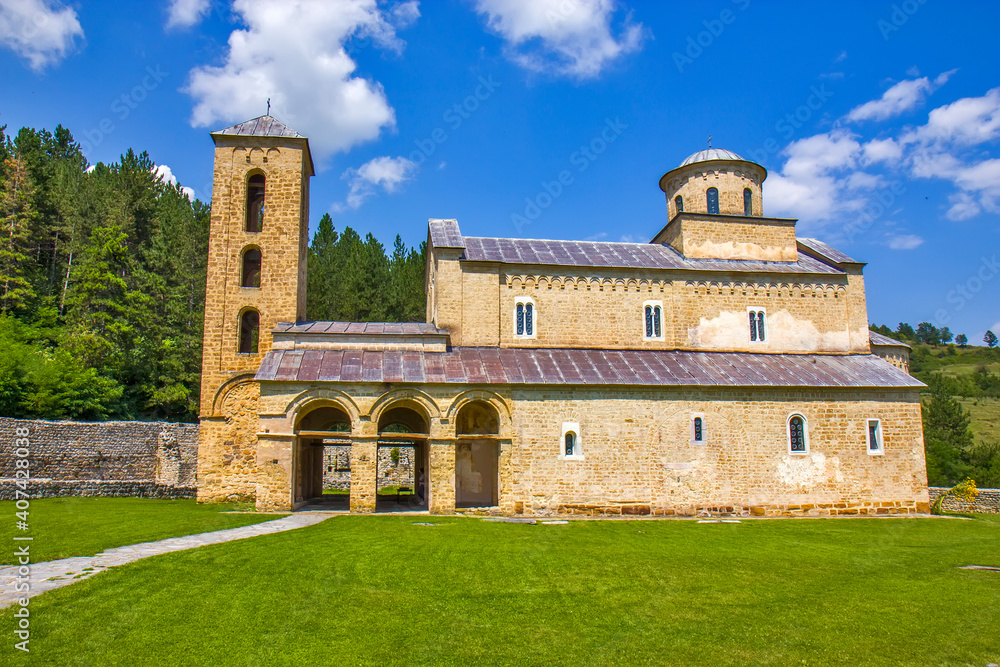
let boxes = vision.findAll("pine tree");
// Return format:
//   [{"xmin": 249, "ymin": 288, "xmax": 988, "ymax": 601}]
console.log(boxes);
[
  {"xmin": 922, "ymin": 379, "xmax": 975, "ymax": 486},
  {"xmin": 0, "ymin": 153, "xmax": 39, "ymax": 312}
]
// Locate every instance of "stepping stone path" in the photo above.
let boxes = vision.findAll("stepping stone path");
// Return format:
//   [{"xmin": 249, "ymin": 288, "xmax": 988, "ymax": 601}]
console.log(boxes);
[{"xmin": 0, "ymin": 513, "xmax": 331, "ymax": 609}]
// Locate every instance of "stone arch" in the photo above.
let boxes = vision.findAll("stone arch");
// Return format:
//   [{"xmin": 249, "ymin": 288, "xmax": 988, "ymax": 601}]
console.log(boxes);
[
  {"xmin": 210, "ymin": 373, "xmax": 258, "ymax": 418},
  {"xmin": 369, "ymin": 388, "xmax": 441, "ymax": 428},
  {"xmin": 445, "ymin": 390, "xmax": 512, "ymax": 436},
  {"xmin": 283, "ymin": 389, "xmax": 362, "ymax": 430}
]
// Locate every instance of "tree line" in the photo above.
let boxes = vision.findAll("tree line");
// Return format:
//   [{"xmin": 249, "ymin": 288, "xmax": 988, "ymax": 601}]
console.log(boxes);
[
  {"xmin": 870, "ymin": 320, "xmax": 998, "ymax": 348},
  {"xmin": 0, "ymin": 124, "xmax": 426, "ymax": 424}
]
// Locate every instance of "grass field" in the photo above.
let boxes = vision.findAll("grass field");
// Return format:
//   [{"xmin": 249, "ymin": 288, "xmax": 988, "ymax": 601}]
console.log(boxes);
[
  {"xmin": 0, "ymin": 497, "xmax": 280, "ymax": 564},
  {"xmin": 958, "ymin": 397, "xmax": 1000, "ymax": 443},
  {"xmin": 3, "ymin": 512, "xmax": 998, "ymax": 666}
]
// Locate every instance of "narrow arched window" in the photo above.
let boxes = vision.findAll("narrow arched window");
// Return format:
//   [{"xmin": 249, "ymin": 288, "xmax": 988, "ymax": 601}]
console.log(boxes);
[
  {"xmin": 706, "ymin": 187, "xmax": 719, "ymax": 214},
  {"xmin": 246, "ymin": 174, "xmax": 265, "ymax": 232},
  {"xmin": 514, "ymin": 297, "xmax": 535, "ymax": 337},
  {"xmin": 241, "ymin": 248, "xmax": 261, "ymax": 288},
  {"xmin": 238, "ymin": 309, "xmax": 260, "ymax": 354},
  {"xmin": 788, "ymin": 415, "xmax": 807, "ymax": 453},
  {"xmin": 643, "ymin": 301, "xmax": 663, "ymax": 340},
  {"xmin": 749, "ymin": 309, "xmax": 766, "ymax": 342},
  {"xmin": 565, "ymin": 431, "xmax": 576, "ymax": 456},
  {"xmin": 743, "ymin": 188, "xmax": 753, "ymax": 216},
  {"xmin": 675, "ymin": 195, "xmax": 683, "ymax": 213},
  {"xmin": 693, "ymin": 416, "xmax": 704, "ymax": 443}
]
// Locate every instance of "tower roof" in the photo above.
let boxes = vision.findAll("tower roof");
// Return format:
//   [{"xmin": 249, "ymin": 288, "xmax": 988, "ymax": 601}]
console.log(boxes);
[
  {"xmin": 680, "ymin": 148, "xmax": 746, "ymax": 166},
  {"xmin": 212, "ymin": 115, "xmax": 305, "ymax": 139}
]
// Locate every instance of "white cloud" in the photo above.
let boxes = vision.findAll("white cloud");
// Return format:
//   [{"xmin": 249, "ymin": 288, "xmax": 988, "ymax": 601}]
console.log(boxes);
[
  {"xmin": 886, "ymin": 234, "xmax": 924, "ymax": 250},
  {"xmin": 473, "ymin": 0, "xmax": 644, "ymax": 78},
  {"xmin": 903, "ymin": 86, "xmax": 1000, "ymax": 148},
  {"xmin": 0, "ymin": 0, "xmax": 83, "ymax": 70},
  {"xmin": 166, "ymin": 0, "xmax": 211, "ymax": 29},
  {"xmin": 764, "ymin": 129, "xmax": 870, "ymax": 226},
  {"xmin": 337, "ymin": 155, "xmax": 418, "ymax": 210},
  {"xmin": 152, "ymin": 164, "xmax": 196, "ymax": 200},
  {"xmin": 846, "ymin": 70, "xmax": 955, "ymax": 122},
  {"xmin": 946, "ymin": 192, "xmax": 980, "ymax": 221},
  {"xmin": 860, "ymin": 137, "xmax": 902, "ymax": 165},
  {"xmin": 185, "ymin": 0, "xmax": 417, "ymax": 162}
]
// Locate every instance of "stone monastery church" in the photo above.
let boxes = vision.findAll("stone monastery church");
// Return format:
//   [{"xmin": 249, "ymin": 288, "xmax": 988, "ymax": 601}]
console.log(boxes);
[{"xmin": 196, "ymin": 115, "xmax": 930, "ymax": 517}]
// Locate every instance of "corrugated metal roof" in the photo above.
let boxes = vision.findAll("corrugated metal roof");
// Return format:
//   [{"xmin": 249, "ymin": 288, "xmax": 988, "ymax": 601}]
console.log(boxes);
[
  {"xmin": 428, "ymin": 219, "xmax": 465, "ymax": 249},
  {"xmin": 461, "ymin": 236, "xmax": 844, "ymax": 275},
  {"xmin": 256, "ymin": 347, "xmax": 922, "ymax": 388},
  {"xmin": 212, "ymin": 115, "xmax": 305, "ymax": 139},
  {"xmin": 869, "ymin": 331, "xmax": 911, "ymax": 349},
  {"xmin": 798, "ymin": 237, "xmax": 860, "ymax": 265},
  {"xmin": 273, "ymin": 321, "xmax": 448, "ymax": 335}
]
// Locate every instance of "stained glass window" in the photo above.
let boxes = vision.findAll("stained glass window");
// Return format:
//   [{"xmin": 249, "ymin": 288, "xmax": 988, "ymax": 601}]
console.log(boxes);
[
  {"xmin": 868, "ymin": 420, "xmax": 881, "ymax": 451},
  {"xmin": 743, "ymin": 188, "xmax": 752, "ymax": 216},
  {"xmin": 645, "ymin": 305, "xmax": 653, "ymax": 338},
  {"xmin": 516, "ymin": 303, "xmax": 524, "ymax": 336},
  {"xmin": 525, "ymin": 302, "xmax": 533, "ymax": 336},
  {"xmin": 675, "ymin": 195, "xmax": 684, "ymax": 213},
  {"xmin": 749, "ymin": 310, "xmax": 758, "ymax": 341},
  {"xmin": 565, "ymin": 432, "xmax": 576, "ymax": 456},
  {"xmin": 693, "ymin": 417, "xmax": 703, "ymax": 442},
  {"xmin": 757, "ymin": 311, "xmax": 766, "ymax": 341}
]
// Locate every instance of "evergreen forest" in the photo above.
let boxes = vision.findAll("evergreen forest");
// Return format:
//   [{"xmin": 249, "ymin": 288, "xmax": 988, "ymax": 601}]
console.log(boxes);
[{"xmin": 0, "ymin": 124, "xmax": 424, "ymax": 424}]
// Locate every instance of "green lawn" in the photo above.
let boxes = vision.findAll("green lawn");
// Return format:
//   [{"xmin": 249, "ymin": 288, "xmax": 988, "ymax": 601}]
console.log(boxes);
[
  {"xmin": 958, "ymin": 397, "xmax": 1000, "ymax": 443},
  {"xmin": 0, "ymin": 497, "xmax": 281, "ymax": 564},
  {"xmin": 3, "ymin": 514, "xmax": 998, "ymax": 666}
]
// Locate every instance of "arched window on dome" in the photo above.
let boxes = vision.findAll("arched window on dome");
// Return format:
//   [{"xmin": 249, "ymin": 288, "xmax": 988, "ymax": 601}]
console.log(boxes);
[
  {"xmin": 744, "ymin": 188, "xmax": 753, "ymax": 216},
  {"xmin": 674, "ymin": 195, "xmax": 683, "ymax": 213},
  {"xmin": 706, "ymin": 187, "xmax": 719, "ymax": 214}
]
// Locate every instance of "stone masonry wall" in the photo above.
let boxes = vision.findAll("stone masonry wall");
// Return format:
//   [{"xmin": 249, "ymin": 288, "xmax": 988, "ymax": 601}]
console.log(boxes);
[
  {"xmin": 928, "ymin": 486, "xmax": 1000, "ymax": 514},
  {"xmin": 244, "ymin": 381, "xmax": 928, "ymax": 515},
  {"xmin": 321, "ymin": 445, "xmax": 415, "ymax": 491},
  {"xmin": 0, "ymin": 417, "xmax": 199, "ymax": 499}
]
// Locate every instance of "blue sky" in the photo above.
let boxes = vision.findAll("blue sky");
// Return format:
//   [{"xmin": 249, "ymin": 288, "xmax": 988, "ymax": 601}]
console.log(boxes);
[{"xmin": 2, "ymin": 0, "xmax": 999, "ymax": 340}]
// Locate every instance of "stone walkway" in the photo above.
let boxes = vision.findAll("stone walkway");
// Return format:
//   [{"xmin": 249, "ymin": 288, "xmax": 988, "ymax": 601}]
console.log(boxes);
[{"xmin": 0, "ymin": 513, "xmax": 332, "ymax": 609}]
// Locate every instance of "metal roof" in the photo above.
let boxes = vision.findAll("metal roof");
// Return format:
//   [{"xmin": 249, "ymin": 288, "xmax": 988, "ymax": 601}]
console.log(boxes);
[
  {"xmin": 798, "ymin": 237, "xmax": 861, "ymax": 265},
  {"xmin": 273, "ymin": 322, "xmax": 448, "ymax": 335},
  {"xmin": 428, "ymin": 219, "xmax": 465, "ymax": 249},
  {"xmin": 680, "ymin": 148, "xmax": 746, "ymax": 166},
  {"xmin": 460, "ymin": 236, "xmax": 844, "ymax": 275},
  {"xmin": 869, "ymin": 331, "xmax": 911, "ymax": 349},
  {"xmin": 256, "ymin": 347, "xmax": 922, "ymax": 388},
  {"xmin": 212, "ymin": 115, "xmax": 305, "ymax": 139}
]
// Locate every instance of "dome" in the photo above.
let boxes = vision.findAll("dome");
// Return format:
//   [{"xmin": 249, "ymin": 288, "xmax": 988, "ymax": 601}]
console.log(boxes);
[{"xmin": 679, "ymin": 148, "xmax": 746, "ymax": 167}]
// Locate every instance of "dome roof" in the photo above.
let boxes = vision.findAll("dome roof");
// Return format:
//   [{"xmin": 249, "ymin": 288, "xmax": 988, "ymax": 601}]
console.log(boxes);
[{"xmin": 680, "ymin": 148, "xmax": 746, "ymax": 166}]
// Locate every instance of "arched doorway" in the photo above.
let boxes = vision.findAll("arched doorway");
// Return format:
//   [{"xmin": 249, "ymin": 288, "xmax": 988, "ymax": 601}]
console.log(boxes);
[
  {"xmin": 455, "ymin": 401, "xmax": 500, "ymax": 508},
  {"xmin": 377, "ymin": 403, "xmax": 430, "ymax": 510},
  {"xmin": 295, "ymin": 405, "xmax": 351, "ymax": 507}
]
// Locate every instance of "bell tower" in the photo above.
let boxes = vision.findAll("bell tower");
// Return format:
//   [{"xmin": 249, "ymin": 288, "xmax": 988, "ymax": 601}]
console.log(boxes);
[{"xmin": 199, "ymin": 115, "xmax": 314, "ymax": 416}]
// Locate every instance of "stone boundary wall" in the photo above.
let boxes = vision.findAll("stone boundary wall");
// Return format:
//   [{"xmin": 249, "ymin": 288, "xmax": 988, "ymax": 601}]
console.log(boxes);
[
  {"xmin": 928, "ymin": 486, "xmax": 1000, "ymax": 514},
  {"xmin": 322, "ymin": 445, "xmax": 415, "ymax": 491},
  {"xmin": 0, "ymin": 417, "xmax": 198, "ymax": 499}
]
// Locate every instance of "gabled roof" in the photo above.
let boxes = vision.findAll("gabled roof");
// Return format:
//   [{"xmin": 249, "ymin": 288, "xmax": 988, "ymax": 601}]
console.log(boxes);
[
  {"xmin": 458, "ymin": 236, "xmax": 843, "ymax": 275},
  {"xmin": 428, "ymin": 219, "xmax": 465, "ymax": 249},
  {"xmin": 256, "ymin": 347, "xmax": 922, "ymax": 388},
  {"xmin": 210, "ymin": 115, "xmax": 314, "ymax": 176},
  {"xmin": 798, "ymin": 238, "xmax": 861, "ymax": 266},
  {"xmin": 212, "ymin": 115, "xmax": 305, "ymax": 138},
  {"xmin": 869, "ymin": 331, "xmax": 911, "ymax": 349}
]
